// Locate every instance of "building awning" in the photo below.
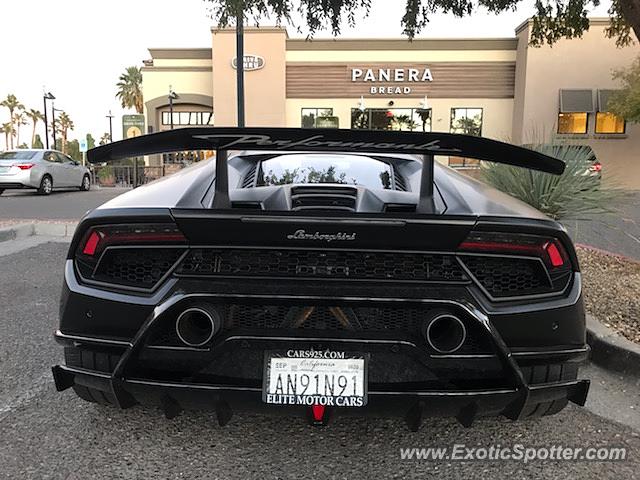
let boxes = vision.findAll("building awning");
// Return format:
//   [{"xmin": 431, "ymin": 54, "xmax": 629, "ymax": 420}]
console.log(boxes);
[
  {"xmin": 559, "ymin": 89, "xmax": 594, "ymax": 113},
  {"xmin": 597, "ymin": 89, "xmax": 618, "ymax": 112}
]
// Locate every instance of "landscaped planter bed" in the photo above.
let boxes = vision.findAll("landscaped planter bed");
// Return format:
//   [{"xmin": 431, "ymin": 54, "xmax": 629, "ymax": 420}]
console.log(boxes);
[{"xmin": 578, "ymin": 246, "xmax": 640, "ymax": 344}]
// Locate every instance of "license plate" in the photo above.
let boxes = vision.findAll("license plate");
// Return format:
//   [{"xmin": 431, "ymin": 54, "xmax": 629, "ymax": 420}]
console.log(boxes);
[
  {"xmin": 0, "ymin": 166, "xmax": 9, "ymax": 173},
  {"xmin": 263, "ymin": 350, "xmax": 368, "ymax": 407}
]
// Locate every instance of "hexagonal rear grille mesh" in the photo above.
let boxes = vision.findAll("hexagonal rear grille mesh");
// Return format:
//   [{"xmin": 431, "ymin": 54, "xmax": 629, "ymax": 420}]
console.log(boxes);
[
  {"xmin": 460, "ymin": 255, "xmax": 553, "ymax": 298},
  {"xmin": 176, "ymin": 248, "xmax": 468, "ymax": 283},
  {"xmin": 218, "ymin": 304, "xmax": 493, "ymax": 354},
  {"xmin": 93, "ymin": 248, "xmax": 185, "ymax": 289}
]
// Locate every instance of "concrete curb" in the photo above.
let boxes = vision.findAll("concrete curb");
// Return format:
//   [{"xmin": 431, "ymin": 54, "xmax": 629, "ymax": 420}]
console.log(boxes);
[
  {"xmin": 587, "ymin": 314, "xmax": 640, "ymax": 377},
  {"xmin": 0, "ymin": 221, "xmax": 77, "ymax": 243},
  {"xmin": 0, "ymin": 223, "xmax": 34, "ymax": 242}
]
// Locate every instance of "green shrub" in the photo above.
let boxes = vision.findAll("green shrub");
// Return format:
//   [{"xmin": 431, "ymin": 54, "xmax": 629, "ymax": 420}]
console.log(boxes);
[
  {"xmin": 97, "ymin": 166, "xmax": 114, "ymax": 182},
  {"xmin": 480, "ymin": 143, "xmax": 628, "ymax": 220}
]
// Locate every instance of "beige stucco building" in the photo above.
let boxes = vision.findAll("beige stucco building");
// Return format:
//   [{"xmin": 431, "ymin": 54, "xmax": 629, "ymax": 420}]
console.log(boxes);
[{"xmin": 141, "ymin": 18, "xmax": 640, "ymax": 188}]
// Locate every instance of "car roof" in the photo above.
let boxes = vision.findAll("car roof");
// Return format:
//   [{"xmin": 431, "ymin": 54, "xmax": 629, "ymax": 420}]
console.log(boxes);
[{"xmin": 2, "ymin": 149, "xmax": 66, "ymax": 154}]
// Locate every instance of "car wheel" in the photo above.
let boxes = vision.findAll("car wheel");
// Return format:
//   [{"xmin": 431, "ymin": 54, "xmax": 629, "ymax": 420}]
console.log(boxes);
[
  {"xmin": 80, "ymin": 174, "xmax": 91, "ymax": 191},
  {"xmin": 520, "ymin": 363, "xmax": 579, "ymax": 418},
  {"xmin": 64, "ymin": 347, "xmax": 122, "ymax": 406},
  {"xmin": 38, "ymin": 175, "xmax": 53, "ymax": 195}
]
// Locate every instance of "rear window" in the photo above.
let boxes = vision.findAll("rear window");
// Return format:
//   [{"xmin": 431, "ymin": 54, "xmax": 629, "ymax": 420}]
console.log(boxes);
[
  {"xmin": 0, "ymin": 151, "xmax": 37, "ymax": 160},
  {"xmin": 257, "ymin": 154, "xmax": 392, "ymax": 189}
]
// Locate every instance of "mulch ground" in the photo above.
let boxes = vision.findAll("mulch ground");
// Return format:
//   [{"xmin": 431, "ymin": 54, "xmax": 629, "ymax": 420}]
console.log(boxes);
[{"xmin": 578, "ymin": 246, "xmax": 640, "ymax": 344}]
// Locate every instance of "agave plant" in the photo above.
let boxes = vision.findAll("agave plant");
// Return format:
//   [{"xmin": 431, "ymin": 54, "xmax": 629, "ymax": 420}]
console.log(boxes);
[{"xmin": 481, "ymin": 143, "xmax": 628, "ymax": 220}]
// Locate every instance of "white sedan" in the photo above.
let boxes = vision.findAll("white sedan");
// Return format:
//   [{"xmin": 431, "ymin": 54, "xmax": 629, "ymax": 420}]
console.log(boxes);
[{"xmin": 0, "ymin": 149, "xmax": 91, "ymax": 195}]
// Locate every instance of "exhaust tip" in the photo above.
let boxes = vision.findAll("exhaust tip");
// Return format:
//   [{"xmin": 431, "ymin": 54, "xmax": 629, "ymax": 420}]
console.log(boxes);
[
  {"xmin": 425, "ymin": 313, "xmax": 467, "ymax": 354},
  {"xmin": 176, "ymin": 306, "xmax": 220, "ymax": 347}
]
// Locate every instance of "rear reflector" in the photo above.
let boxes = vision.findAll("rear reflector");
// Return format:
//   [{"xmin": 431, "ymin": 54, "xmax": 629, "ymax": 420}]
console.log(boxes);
[{"xmin": 311, "ymin": 404, "xmax": 325, "ymax": 422}]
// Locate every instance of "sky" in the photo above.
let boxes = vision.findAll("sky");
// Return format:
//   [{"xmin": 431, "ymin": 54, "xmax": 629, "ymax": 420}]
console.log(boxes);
[{"xmin": 0, "ymin": 0, "xmax": 613, "ymax": 148}]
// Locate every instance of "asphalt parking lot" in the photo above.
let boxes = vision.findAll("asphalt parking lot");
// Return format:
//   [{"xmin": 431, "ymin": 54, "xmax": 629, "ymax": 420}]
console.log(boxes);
[
  {"xmin": 0, "ymin": 187, "xmax": 128, "ymax": 221},
  {"xmin": 0, "ymin": 241, "xmax": 639, "ymax": 479}
]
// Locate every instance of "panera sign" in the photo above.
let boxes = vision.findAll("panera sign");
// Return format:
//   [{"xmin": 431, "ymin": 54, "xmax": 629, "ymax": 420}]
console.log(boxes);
[
  {"xmin": 286, "ymin": 62, "xmax": 516, "ymax": 99},
  {"xmin": 351, "ymin": 67, "xmax": 433, "ymax": 95}
]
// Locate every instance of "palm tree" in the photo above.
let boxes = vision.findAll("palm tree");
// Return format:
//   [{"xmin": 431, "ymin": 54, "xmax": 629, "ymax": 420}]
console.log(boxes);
[
  {"xmin": 13, "ymin": 112, "xmax": 27, "ymax": 148},
  {"xmin": 116, "ymin": 66, "xmax": 143, "ymax": 114},
  {"xmin": 0, "ymin": 94, "xmax": 24, "ymax": 149},
  {"xmin": 54, "ymin": 112, "xmax": 74, "ymax": 154},
  {"xmin": 99, "ymin": 132, "xmax": 111, "ymax": 145},
  {"xmin": 25, "ymin": 109, "xmax": 45, "ymax": 148},
  {"xmin": 2, "ymin": 123, "xmax": 14, "ymax": 151}
]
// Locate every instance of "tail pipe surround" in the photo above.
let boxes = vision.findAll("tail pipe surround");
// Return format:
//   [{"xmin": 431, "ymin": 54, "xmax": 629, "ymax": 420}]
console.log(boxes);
[
  {"xmin": 175, "ymin": 304, "xmax": 222, "ymax": 347},
  {"xmin": 424, "ymin": 311, "xmax": 467, "ymax": 354}
]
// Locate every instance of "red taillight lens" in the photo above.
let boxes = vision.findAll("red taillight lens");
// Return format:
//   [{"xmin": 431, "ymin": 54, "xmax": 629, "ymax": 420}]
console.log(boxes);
[
  {"xmin": 14, "ymin": 163, "xmax": 35, "ymax": 170},
  {"xmin": 78, "ymin": 223, "xmax": 186, "ymax": 258},
  {"xmin": 544, "ymin": 241, "xmax": 565, "ymax": 267},
  {"xmin": 82, "ymin": 231, "xmax": 102, "ymax": 255},
  {"xmin": 459, "ymin": 232, "xmax": 569, "ymax": 269},
  {"xmin": 589, "ymin": 162, "xmax": 602, "ymax": 173}
]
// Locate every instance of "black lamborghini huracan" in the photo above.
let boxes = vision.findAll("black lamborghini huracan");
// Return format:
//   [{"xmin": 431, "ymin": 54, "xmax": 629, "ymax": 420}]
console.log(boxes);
[{"xmin": 52, "ymin": 128, "xmax": 589, "ymax": 429}]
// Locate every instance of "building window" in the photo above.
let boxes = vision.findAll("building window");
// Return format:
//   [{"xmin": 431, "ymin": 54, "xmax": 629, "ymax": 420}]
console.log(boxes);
[
  {"xmin": 301, "ymin": 108, "xmax": 334, "ymax": 128},
  {"xmin": 447, "ymin": 157, "xmax": 480, "ymax": 168},
  {"xmin": 350, "ymin": 108, "xmax": 432, "ymax": 132},
  {"xmin": 450, "ymin": 108, "xmax": 483, "ymax": 136},
  {"xmin": 557, "ymin": 112, "xmax": 588, "ymax": 134},
  {"xmin": 161, "ymin": 111, "xmax": 214, "ymax": 126},
  {"xmin": 595, "ymin": 112, "xmax": 625, "ymax": 134},
  {"xmin": 595, "ymin": 90, "xmax": 625, "ymax": 134}
]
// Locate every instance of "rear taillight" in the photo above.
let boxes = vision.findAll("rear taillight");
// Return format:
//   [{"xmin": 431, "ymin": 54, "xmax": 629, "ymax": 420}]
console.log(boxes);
[
  {"xmin": 14, "ymin": 163, "xmax": 35, "ymax": 170},
  {"xmin": 75, "ymin": 223, "xmax": 187, "ymax": 288},
  {"xmin": 77, "ymin": 223, "xmax": 186, "ymax": 259},
  {"xmin": 589, "ymin": 161, "xmax": 602, "ymax": 173},
  {"xmin": 458, "ymin": 231, "xmax": 570, "ymax": 270}
]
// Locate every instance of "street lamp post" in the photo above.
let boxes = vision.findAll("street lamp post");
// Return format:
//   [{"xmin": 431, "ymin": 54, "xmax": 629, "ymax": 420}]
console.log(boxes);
[
  {"xmin": 236, "ymin": 10, "xmax": 245, "ymax": 127},
  {"xmin": 42, "ymin": 92, "xmax": 55, "ymax": 149},
  {"xmin": 106, "ymin": 110, "xmax": 114, "ymax": 142},
  {"xmin": 168, "ymin": 87, "xmax": 178, "ymax": 130}
]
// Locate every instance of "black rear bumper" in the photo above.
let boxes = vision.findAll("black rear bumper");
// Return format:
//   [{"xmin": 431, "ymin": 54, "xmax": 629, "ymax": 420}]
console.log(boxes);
[
  {"xmin": 52, "ymin": 361, "xmax": 589, "ymax": 428},
  {"xmin": 54, "ymin": 258, "xmax": 590, "ymax": 428},
  {"xmin": 52, "ymin": 324, "xmax": 590, "ymax": 429}
]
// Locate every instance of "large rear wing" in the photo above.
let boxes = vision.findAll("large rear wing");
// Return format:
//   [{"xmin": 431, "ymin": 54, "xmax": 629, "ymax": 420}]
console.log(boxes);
[{"xmin": 88, "ymin": 127, "xmax": 565, "ymax": 212}]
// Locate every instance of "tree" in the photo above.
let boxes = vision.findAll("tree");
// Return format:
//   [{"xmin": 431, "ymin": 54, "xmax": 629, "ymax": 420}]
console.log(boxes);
[
  {"xmin": 25, "ymin": 109, "xmax": 45, "ymax": 148},
  {"xmin": 54, "ymin": 112, "xmax": 74, "ymax": 154},
  {"xmin": 33, "ymin": 134, "xmax": 44, "ymax": 149},
  {"xmin": 66, "ymin": 139, "xmax": 81, "ymax": 162},
  {"xmin": 2, "ymin": 123, "xmax": 14, "ymax": 151},
  {"xmin": 86, "ymin": 133, "xmax": 96, "ymax": 150},
  {"xmin": 608, "ymin": 56, "xmax": 640, "ymax": 122},
  {"xmin": 99, "ymin": 132, "xmax": 111, "ymax": 145},
  {"xmin": 12, "ymin": 112, "xmax": 27, "ymax": 148},
  {"xmin": 116, "ymin": 66, "xmax": 143, "ymax": 113},
  {"xmin": 0, "ymin": 94, "xmax": 24, "ymax": 149},
  {"xmin": 206, "ymin": 0, "xmax": 640, "ymax": 46}
]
